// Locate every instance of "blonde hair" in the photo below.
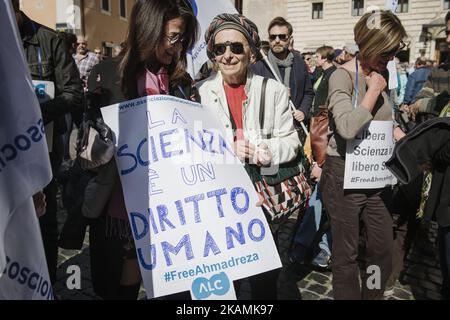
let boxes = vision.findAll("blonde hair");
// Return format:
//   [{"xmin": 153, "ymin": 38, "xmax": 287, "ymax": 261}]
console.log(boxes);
[{"xmin": 354, "ymin": 10, "xmax": 407, "ymax": 64}]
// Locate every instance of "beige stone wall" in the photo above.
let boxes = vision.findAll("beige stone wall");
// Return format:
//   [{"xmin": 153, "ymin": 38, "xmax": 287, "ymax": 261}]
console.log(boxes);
[
  {"xmin": 21, "ymin": 0, "xmax": 57, "ymax": 30},
  {"xmin": 243, "ymin": 0, "xmax": 289, "ymax": 41},
  {"xmin": 287, "ymin": 0, "xmax": 448, "ymax": 63},
  {"xmin": 83, "ymin": 0, "xmax": 135, "ymax": 52}
]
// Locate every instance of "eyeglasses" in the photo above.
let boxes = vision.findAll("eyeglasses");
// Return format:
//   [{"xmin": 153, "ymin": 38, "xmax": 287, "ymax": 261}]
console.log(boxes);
[
  {"xmin": 213, "ymin": 41, "xmax": 245, "ymax": 56},
  {"xmin": 268, "ymin": 34, "xmax": 289, "ymax": 41},
  {"xmin": 381, "ymin": 40, "xmax": 408, "ymax": 59},
  {"xmin": 163, "ymin": 33, "xmax": 185, "ymax": 46}
]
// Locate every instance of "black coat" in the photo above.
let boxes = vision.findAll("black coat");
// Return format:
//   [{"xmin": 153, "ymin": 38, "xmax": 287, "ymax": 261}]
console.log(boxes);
[
  {"xmin": 20, "ymin": 12, "xmax": 83, "ymax": 124},
  {"xmin": 386, "ymin": 117, "xmax": 450, "ymax": 227},
  {"xmin": 312, "ymin": 65, "xmax": 337, "ymax": 116},
  {"xmin": 252, "ymin": 50, "xmax": 314, "ymax": 119}
]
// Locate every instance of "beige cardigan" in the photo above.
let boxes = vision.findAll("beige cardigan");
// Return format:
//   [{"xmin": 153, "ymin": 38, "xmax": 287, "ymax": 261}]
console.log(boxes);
[{"xmin": 326, "ymin": 68, "xmax": 394, "ymax": 158}]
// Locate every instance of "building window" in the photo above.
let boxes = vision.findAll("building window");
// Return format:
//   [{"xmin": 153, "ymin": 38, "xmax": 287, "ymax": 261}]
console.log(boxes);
[
  {"xmin": 119, "ymin": 0, "xmax": 127, "ymax": 19},
  {"xmin": 445, "ymin": 0, "xmax": 450, "ymax": 10},
  {"xmin": 101, "ymin": 0, "xmax": 110, "ymax": 14},
  {"xmin": 396, "ymin": 0, "xmax": 409, "ymax": 13},
  {"xmin": 352, "ymin": 0, "xmax": 364, "ymax": 17},
  {"xmin": 235, "ymin": 0, "xmax": 243, "ymax": 14},
  {"xmin": 312, "ymin": 2, "xmax": 323, "ymax": 19}
]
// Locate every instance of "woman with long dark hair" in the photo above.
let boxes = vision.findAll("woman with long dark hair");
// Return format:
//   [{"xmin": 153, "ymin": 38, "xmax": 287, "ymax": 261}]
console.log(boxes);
[{"xmin": 86, "ymin": 0, "xmax": 198, "ymax": 300}]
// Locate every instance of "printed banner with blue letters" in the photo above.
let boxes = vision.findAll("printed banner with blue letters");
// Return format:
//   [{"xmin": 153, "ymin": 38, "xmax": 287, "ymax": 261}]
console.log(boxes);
[
  {"xmin": 101, "ymin": 95, "xmax": 282, "ymax": 300},
  {"xmin": 0, "ymin": 0, "xmax": 53, "ymax": 300}
]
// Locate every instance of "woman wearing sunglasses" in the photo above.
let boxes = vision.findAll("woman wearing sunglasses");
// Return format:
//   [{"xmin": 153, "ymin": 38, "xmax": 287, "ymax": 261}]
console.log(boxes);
[
  {"xmin": 320, "ymin": 10, "xmax": 407, "ymax": 299},
  {"xmin": 198, "ymin": 14, "xmax": 301, "ymax": 299},
  {"xmin": 85, "ymin": 0, "xmax": 198, "ymax": 300}
]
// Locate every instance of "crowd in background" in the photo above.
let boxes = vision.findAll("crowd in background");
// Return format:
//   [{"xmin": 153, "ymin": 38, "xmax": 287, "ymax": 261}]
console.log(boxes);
[{"xmin": 9, "ymin": 0, "xmax": 450, "ymax": 300}]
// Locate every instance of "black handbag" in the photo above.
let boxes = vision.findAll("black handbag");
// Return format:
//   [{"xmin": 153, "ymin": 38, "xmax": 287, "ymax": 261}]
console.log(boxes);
[{"xmin": 247, "ymin": 78, "xmax": 312, "ymax": 222}]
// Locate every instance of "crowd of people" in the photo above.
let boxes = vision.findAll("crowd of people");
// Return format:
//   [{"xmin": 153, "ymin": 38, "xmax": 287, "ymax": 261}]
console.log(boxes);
[{"xmin": 10, "ymin": 0, "xmax": 450, "ymax": 300}]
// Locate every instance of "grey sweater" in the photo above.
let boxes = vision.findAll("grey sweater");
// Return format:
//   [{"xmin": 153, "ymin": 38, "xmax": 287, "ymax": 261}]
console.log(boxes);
[{"xmin": 326, "ymin": 68, "xmax": 393, "ymax": 158}]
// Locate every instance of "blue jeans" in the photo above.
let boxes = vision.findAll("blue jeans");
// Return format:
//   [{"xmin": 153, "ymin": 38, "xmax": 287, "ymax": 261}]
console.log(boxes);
[
  {"xmin": 292, "ymin": 183, "xmax": 331, "ymax": 258},
  {"xmin": 439, "ymin": 226, "xmax": 450, "ymax": 295}
]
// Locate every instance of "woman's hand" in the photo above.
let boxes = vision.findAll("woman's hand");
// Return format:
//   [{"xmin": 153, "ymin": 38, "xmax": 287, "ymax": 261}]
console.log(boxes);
[
  {"xmin": 33, "ymin": 191, "xmax": 46, "ymax": 218},
  {"xmin": 255, "ymin": 143, "xmax": 272, "ymax": 166},
  {"xmin": 365, "ymin": 71, "xmax": 387, "ymax": 94},
  {"xmin": 394, "ymin": 126, "xmax": 406, "ymax": 141},
  {"xmin": 407, "ymin": 101, "xmax": 420, "ymax": 121},
  {"xmin": 311, "ymin": 163, "xmax": 322, "ymax": 181},
  {"xmin": 233, "ymin": 139, "xmax": 256, "ymax": 162}
]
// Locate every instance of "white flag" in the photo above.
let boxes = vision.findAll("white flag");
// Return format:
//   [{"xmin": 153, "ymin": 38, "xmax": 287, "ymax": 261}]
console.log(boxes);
[
  {"xmin": 0, "ymin": 0, "xmax": 53, "ymax": 300},
  {"xmin": 385, "ymin": 0, "xmax": 398, "ymax": 13},
  {"xmin": 186, "ymin": 0, "xmax": 237, "ymax": 79}
]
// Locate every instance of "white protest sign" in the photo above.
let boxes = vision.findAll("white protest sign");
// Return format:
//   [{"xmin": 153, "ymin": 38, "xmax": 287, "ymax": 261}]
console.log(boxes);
[
  {"xmin": 387, "ymin": 60, "xmax": 398, "ymax": 90},
  {"xmin": 101, "ymin": 95, "xmax": 282, "ymax": 300},
  {"xmin": 186, "ymin": 0, "xmax": 237, "ymax": 79},
  {"xmin": 0, "ymin": 0, "xmax": 53, "ymax": 299},
  {"xmin": 344, "ymin": 121, "xmax": 397, "ymax": 189},
  {"xmin": 32, "ymin": 80, "xmax": 55, "ymax": 152}
]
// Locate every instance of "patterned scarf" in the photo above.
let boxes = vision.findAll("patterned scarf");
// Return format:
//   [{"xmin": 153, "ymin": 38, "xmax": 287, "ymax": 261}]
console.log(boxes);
[{"xmin": 268, "ymin": 50, "xmax": 294, "ymax": 87}]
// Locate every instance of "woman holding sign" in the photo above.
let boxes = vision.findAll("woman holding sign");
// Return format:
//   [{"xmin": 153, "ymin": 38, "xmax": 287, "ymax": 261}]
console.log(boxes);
[
  {"xmin": 320, "ymin": 10, "xmax": 407, "ymax": 300},
  {"xmin": 86, "ymin": 0, "xmax": 199, "ymax": 300},
  {"xmin": 198, "ymin": 14, "xmax": 302, "ymax": 299}
]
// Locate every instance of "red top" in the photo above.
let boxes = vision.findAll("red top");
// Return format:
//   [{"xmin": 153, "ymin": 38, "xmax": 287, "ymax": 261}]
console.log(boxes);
[{"xmin": 224, "ymin": 83, "xmax": 247, "ymax": 141}]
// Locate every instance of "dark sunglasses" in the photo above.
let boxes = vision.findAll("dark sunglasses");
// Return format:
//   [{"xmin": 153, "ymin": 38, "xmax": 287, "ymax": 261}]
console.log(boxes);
[
  {"xmin": 269, "ymin": 34, "xmax": 289, "ymax": 41},
  {"xmin": 213, "ymin": 41, "xmax": 245, "ymax": 56},
  {"xmin": 381, "ymin": 40, "xmax": 408, "ymax": 59}
]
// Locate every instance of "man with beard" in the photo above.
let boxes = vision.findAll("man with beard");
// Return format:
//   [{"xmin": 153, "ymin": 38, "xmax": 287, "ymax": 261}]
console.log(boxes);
[
  {"xmin": 253, "ymin": 17, "xmax": 314, "ymax": 127},
  {"xmin": 11, "ymin": 0, "xmax": 83, "ymax": 286}
]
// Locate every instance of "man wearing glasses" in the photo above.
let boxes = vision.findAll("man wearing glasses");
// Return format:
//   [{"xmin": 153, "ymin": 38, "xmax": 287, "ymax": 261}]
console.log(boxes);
[{"xmin": 253, "ymin": 16, "xmax": 314, "ymax": 126}]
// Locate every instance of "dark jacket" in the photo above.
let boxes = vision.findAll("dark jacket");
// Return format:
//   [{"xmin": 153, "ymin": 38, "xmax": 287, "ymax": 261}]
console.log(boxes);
[
  {"xmin": 403, "ymin": 67, "xmax": 431, "ymax": 105},
  {"xmin": 252, "ymin": 50, "xmax": 314, "ymax": 120},
  {"xmin": 20, "ymin": 12, "xmax": 83, "ymax": 125},
  {"xmin": 386, "ymin": 117, "xmax": 450, "ymax": 227},
  {"xmin": 312, "ymin": 65, "xmax": 337, "ymax": 116}
]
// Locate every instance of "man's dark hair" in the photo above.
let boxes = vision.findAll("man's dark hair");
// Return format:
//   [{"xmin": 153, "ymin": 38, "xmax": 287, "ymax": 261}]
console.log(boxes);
[
  {"xmin": 445, "ymin": 10, "xmax": 450, "ymax": 24},
  {"xmin": 58, "ymin": 32, "xmax": 78, "ymax": 55},
  {"xmin": 268, "ymin": 17, "xmax": 293, "ymax": 36}
]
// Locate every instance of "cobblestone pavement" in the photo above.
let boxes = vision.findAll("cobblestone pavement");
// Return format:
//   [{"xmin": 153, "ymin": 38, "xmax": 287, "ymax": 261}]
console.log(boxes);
[{"xmin": 54, "ymin": 190, "xmax": 445, "ymax": 300}]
